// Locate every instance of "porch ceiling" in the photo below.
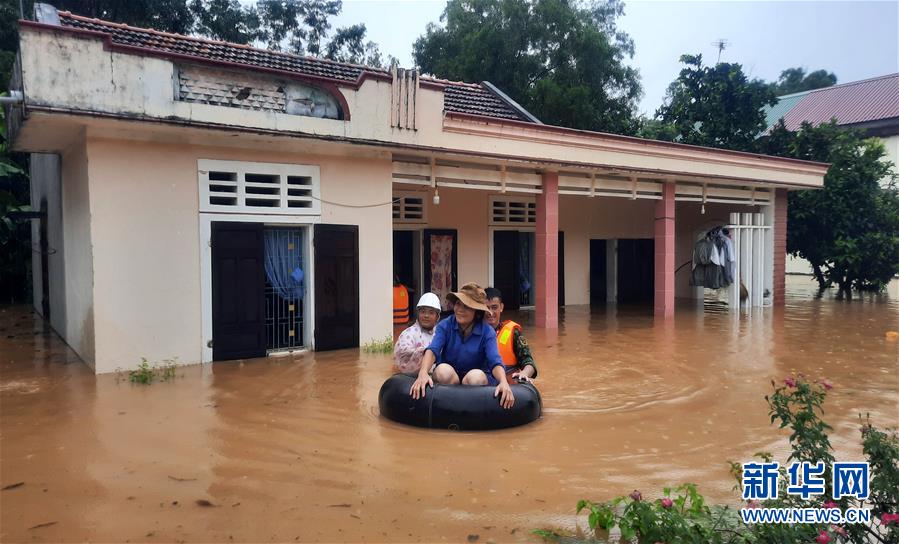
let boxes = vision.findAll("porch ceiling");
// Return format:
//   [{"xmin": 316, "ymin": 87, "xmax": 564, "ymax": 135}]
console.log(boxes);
[{"xmin": 391, "ymin": 152, "xmax": 777, "ymax": 207}]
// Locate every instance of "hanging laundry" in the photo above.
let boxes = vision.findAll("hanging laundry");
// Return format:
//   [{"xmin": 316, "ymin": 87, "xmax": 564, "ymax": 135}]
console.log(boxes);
[{"xmin": 690, "ymin": 226, "xmax": 734, "ymax": 290}]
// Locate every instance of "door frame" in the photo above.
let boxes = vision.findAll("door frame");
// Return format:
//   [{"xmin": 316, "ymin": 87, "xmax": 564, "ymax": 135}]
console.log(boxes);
[
  {"xmin": 488, "ymin": 226, "xmax": 536, "ymax": 308},
  {"xmin": 392, "ymin": 225, "xmax": 424, "ymax": 304},
  {"xmin": 200, "ymin": 213, "xmax": 316, "ymax": 363}
]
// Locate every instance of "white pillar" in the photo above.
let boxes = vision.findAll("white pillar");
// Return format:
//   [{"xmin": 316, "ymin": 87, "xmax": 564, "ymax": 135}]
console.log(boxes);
[
  {"xmin": 742, "ymin": 213, "xmax": 753, "ymax": 312},
  {"xmin": 729, "ymin": 213, "xmax": 741, "ymax": 309},
  {"xmin": 753, "ymin": 213, "xmax": 764, "ymax": 307}
]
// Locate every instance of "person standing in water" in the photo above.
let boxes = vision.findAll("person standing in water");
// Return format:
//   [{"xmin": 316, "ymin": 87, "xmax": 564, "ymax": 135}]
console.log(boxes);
[
  {"xmin": 393, "ymin": 293, "xmax": 442, "ymax": 374},
  {"xmin": 409, "ymin": 283, "xmax": 515, "ymax": 409},
  {"xmin": 484, "ymin": 287, "xmax": 537, "ymax": 381}
]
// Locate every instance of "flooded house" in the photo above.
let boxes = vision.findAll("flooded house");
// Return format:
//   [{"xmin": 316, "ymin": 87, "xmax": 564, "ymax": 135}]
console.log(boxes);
[{"xmin": 6, "ymin": 4, "xmax": 828, "ymax": 373}]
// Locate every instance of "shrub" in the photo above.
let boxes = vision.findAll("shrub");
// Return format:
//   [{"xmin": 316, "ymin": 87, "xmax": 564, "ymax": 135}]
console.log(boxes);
[{"xmin": 536, "ymin": 376, "xmax": 899, "ymax": 543}]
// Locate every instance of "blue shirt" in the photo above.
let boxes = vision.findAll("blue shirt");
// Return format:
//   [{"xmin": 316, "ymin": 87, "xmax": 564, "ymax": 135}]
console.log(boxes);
[{"xmin": 426, "ymin": 316, "xmax": 504, "ymax": 377}]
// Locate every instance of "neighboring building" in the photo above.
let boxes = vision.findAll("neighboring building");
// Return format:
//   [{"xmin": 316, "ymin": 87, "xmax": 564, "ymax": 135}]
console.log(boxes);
[
  {"xmin": 763, "ymin": 73, "xmax": 899, "ymax": 274},
  {"xmin": 7, "ymin": 5, "xmax": 827, "ymax": 373}
]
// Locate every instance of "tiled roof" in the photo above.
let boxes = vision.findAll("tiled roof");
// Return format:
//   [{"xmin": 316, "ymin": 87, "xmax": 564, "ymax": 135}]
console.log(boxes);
[
  {"xmin": 443, "ymin": 85, "xmax": 530, "ymax": 121},
  {"xmin": 777, "ymin": 73, "xmax": 899, "ymax": 131},
  {"xmin": 52, "ymin": 11, "xmax": 536, "ymax": 123}
]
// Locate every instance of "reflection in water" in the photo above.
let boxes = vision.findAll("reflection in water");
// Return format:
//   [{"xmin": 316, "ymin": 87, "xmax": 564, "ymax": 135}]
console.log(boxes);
[{"xmin": 1, "ymin": 277, "xmax": 897, "ymax": 542}]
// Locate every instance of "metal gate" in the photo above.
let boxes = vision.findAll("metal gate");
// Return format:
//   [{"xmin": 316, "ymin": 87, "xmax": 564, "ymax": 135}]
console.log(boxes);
[{"xmin": 264, "ymin": 228, "xmax": 306, "ymax": 352}]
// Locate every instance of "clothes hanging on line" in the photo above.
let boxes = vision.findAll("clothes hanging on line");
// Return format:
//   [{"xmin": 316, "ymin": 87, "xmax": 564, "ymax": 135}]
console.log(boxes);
[{"xmin": 690, "ymin": 226, "xmax": 735, "ymax": 289}]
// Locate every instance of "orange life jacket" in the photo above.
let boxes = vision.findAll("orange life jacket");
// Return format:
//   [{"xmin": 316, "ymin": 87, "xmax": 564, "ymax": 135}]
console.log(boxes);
[
  {"xmin": 496, "ymin": 320, "xmax": 522, "ymax": 368},
  {"xmin": 393, "ymin": 285, "xmax": 410, "ymax": 324}
]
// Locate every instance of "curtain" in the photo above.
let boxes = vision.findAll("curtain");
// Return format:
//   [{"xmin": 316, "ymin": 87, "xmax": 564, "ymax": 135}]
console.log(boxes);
[
  {"xmin": 519, "ymin": 234, "xmax": 532, "ymax": 304},
  {"xmin": 264, "ymin": 229, "xmax": 305, "ymax": 301},
  {"xmin": 429, "ymin": 234, "xmax": 454, "ymax": 310}
]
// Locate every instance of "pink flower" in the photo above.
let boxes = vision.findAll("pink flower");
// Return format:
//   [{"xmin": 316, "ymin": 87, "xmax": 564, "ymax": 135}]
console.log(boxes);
[
  {"xmin": 829, "ymin": 525, "xmax": 847, "ymax": 537},
  {"xmin": 882, "ymin": 513, "xmax": 899, "ymax": 525},
  {"xmin": 746, "ymin": 499, "xmax": 761, "ymax": 509},
  {"xmin": 823, "ymin": 501, "xmax": 838, "ymax": 509},
  {"xmin": 629, "ymin": 490, "xmax": 642, "ymax": 502},
  {"xmin": 783, "ymin": 377, "xmax": 797, "ymax": 388},
  {"xmin": 821, "ymin": 379, "xmax": 833, "ymax": 390},
  {"xmin": 660, "ymin": 498, "xmax": 673, "ymax": 509},
  {"xmin": 815, "ymin": 530, "xmax": 831, "ymax": 544}
]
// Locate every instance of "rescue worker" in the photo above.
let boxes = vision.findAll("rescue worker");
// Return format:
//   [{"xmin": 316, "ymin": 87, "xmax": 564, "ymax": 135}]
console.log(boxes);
[
  {"xmin": 484, "ymin": 287, "xmax": 537, "ymax": 381},
  {"xmin": 392, "ymin": 275, "xmax": 411, "ymax": 324}
]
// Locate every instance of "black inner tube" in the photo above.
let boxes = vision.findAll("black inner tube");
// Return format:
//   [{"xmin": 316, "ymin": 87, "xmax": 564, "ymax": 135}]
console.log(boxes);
[{"xmin": 378, "ymin": 373, "xmax": 542, "ymax": 431}]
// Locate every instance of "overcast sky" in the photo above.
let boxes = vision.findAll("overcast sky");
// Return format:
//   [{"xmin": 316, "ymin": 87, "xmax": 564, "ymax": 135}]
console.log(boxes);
[{"xmin": 333, "ymin": 0, "xmax": 899, "ymax": 116}]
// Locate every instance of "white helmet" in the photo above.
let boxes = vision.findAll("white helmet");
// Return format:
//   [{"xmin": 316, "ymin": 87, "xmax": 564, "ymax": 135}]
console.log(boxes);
[{"xmin": 416, "ymin": 292, "xmax": 442, "ymax": 312}]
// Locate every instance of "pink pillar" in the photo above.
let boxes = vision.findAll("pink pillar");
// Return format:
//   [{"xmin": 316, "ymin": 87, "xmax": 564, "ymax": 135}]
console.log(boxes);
[
  {"xmin": 772, "ymin": 188, "xmax": 788, "ymax": 306},
  {"xmin": 536, "ymin": 172, "xmax": 559, "ymax": 328},
  {"xmin": 654, "ymin": 182, "xmax": 676, "ymax": 318}
]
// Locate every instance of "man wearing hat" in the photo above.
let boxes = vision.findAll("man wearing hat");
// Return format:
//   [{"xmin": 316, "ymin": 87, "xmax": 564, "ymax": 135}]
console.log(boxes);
[
  {"xmin": 393, "ymin": 292, "xmax": 442, "ymax": 374},
  {"xmin": 409, "ymin": 282, "xmax": 515, "ymax": 409}
]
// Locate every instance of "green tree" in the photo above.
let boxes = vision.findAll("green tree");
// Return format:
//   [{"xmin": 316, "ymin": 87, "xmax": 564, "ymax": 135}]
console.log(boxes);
[
  {"xmin": 655, "ymin": 54, "xmax": 776, "ymax": 151},
  {"xmin": 760, "ymin": 120, "xmax": 899, "ymax": 296},
  {"xmin": 413, "ymin": 0, "xmax": 642, "ymax": 135},
  {"xmin": 190, "ymin": 0, "xmax": 263, "ymax": 44},
  {"xmin": 770, "ymin": 67, "xmax": 837, "ymax": 96},
  {"xmin": 0, "ymin": 104, "xmax": 31, "ymax": 303}
]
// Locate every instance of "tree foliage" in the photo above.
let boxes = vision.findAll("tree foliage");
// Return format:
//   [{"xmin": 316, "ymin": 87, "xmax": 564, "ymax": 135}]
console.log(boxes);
[
  {"xmin": 770, "ymin": 67, "xmax": 837, "ymax": 96},
  {"xmin": 413, "ymin": 0, "xmax": 642, "ymax": 135},
  {"xmin": 654, "ymin": 54, "xmax": 777, "ymax": 151},
  {"xmin": 760, "ymin": 120, "xmax": 899, "ymax": 296}
]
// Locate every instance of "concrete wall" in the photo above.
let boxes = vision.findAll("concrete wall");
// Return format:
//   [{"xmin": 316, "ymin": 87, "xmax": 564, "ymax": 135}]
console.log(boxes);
[
  {"xmin": 15, "ymin": 27, "xmax": 828, "ymax": 189},
  {"xmin": 426, "ymin": 186, "xmax": 490, "ymax": 285},
  {"xmin": 29, "ymin": 153, "xmax": 67, "ymax": 335},
  {"xmin": 84, "ymin": 136, "xmax": 393, "ymax": 373},
  {"xmin": 558, "ymin": 196, "xmax": 655, "ymax": 305},
  {"xmin": 60, "ymin": 139, "xmax": 95, "ymax": 367}
]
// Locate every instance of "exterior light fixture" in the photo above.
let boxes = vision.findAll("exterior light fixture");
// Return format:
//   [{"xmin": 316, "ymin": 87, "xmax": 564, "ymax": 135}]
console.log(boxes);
[{"xmin": 433, "ymin": 187, "xmax": 440, "ymax": 205}]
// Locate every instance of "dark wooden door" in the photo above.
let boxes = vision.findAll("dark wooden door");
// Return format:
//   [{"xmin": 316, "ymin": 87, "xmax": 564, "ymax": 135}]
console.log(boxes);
[
  {"xmin": 590, "ymin": 239, "xmax": 607, "ymax": 304},
  {"xmin": 493, "ymin": 230, "xmax": 520, "ymax": 310},
  {"xmin": 617, "ymin": 239, "xmax": 655, "ymax": 304},
  {"xmin": 212, "ymin": 221, "xmax": 266, "ymax": 361},
  {"xmin": 423, "ymin": 229, "xmax": 457, "ymax": 311},
  {"xmin": 314, "ymin": 224, "xmax": 359, "ymax": 351}
]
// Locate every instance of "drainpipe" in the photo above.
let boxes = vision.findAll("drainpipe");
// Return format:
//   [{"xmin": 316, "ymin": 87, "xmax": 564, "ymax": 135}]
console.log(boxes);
[{"xmin": 0, "ymin": 91, "xmax": 24, "ymax": 105}]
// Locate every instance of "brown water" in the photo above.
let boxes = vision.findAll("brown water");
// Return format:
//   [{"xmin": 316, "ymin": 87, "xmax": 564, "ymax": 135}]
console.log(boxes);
[{"xmin": 1, "ymin": 276, "xmax": 897, "ymax": 543}]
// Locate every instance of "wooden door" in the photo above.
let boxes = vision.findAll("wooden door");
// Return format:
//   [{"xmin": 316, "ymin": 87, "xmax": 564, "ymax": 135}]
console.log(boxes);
[
  {"xmin": 493, "ymin": 230, "xmax": 520, "ymax": 310},
  {"xmin": 212, "ymin": 221, "xmax": 266, "ymax": 361},
  {"xmin": 617, "ymin": 239, "xmax": 655, "ymax": 304},
  {"xmin": 314, "ymin": 224, "xmax": 359, "ymax": 351},
  {"xmin": 590, "ymin": 239, "xmax": 607, "ymax": 304}
]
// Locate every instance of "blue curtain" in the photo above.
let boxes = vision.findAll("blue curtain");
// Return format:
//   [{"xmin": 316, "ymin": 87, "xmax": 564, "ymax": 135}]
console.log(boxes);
[
  {"xmin": 519, "ymin": 234, "xmax": 531, "ymax": 299},
  {"xmin": 264, "ymin": 229, "xmax": 305, "ymax": 301}
]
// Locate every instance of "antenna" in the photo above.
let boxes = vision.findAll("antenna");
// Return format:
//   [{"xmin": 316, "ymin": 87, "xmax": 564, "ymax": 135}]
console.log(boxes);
[{"xmin": 711, "ymin": 39, "xmax": 729, "ymax": 63}]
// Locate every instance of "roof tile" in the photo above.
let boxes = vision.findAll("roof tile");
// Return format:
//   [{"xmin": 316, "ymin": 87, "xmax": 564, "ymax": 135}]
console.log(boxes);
[{"xmin": 55, "ymin": 11, "xmax": 533, "ymax": 123}]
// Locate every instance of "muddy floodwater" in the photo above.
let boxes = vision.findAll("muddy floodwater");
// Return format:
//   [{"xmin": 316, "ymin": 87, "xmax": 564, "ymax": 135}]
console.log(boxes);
[{"xmin": 1, "ymin": 277, "xmax": 897, "ymax": 543}]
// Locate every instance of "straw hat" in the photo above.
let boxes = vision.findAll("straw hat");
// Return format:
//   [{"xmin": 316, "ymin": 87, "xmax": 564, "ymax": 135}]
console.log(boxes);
[{"xmin": 446, "ymin": 282, "xmax": 491, "ymax": 314}]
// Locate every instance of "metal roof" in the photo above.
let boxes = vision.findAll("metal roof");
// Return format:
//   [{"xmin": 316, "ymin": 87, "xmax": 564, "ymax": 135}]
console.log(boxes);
[{"xmin": 771, "ymin": 73, "xmax": 899, "ymax": 132}]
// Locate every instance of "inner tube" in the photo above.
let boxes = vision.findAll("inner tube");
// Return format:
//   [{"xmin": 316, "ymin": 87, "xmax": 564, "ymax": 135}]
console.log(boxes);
[{"xmin": 378, "ymin": 373, "xmax": 542, "ymax": 430}]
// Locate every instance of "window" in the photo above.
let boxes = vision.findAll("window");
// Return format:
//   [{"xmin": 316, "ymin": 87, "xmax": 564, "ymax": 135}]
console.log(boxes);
[
  {"xmin": 490, "ymin": 195, "xmax": 536, "ymax": 225},
  {"xmin": 393, "ymin": 191, "xmax": 427, "ymax": 223},
  {"xmin": 198, "ymin": 159, "xmax": 320, "ymax": 215}
]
